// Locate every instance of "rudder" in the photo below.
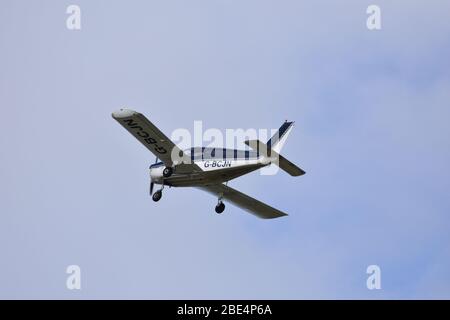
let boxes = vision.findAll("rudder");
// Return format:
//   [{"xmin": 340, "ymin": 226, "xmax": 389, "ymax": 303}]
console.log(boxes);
[{"xmin": 267, "ymin": 121, "xmax": 294, "ymax": 153}]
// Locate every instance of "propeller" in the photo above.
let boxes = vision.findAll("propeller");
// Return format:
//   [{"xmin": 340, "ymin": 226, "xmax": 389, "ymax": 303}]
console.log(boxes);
[{"xmin": 150, "ymin": 157, "xmax": 158, "ymax": 196}]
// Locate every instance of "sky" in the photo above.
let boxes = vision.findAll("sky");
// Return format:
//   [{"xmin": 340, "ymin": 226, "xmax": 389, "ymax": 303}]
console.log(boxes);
[{"xmin": 1, "ymin": 0, "xmax": 450, "ymax": 299}]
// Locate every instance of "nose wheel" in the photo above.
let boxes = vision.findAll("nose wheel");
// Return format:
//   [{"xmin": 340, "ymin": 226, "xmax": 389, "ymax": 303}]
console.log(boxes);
[
  {"xmin": 152, "ymin": 190, "xmax": 162, "ymax": 202},
  {"xmin": 215, "ymin": 201, "xmax": 225, "ymax": 214}
]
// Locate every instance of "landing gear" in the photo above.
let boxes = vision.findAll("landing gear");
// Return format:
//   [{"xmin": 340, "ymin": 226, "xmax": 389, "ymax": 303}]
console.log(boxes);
[
  {"xmin": 152, "ymin": 190, "xmax": 162, "ymax": 202},
  {"xmin": 215, "ymin": 201, "xmax": 225, "ymax": 214},
  {"xmin": 151, "ymin": 179, "xmax": 165, "ymax": 202},
  {"xmin": 163, "ymin": 167, "xmax": 173, "ymax": 178}
]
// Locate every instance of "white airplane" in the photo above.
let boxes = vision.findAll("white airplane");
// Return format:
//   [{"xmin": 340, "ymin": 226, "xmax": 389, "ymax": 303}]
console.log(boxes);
[{"xmin": 112, "ymin": 109, "xmax": 305, "ymax": 219}]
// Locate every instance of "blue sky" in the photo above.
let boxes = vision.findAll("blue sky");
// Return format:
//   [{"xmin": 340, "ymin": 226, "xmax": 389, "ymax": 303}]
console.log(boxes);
[{"xmin": 1, "ymin": 0, "xmax": 449, "ymax": 299}]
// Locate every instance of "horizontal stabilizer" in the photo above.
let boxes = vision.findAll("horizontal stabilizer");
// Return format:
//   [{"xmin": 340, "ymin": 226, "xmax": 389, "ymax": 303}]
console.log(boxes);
[
  {"xmin": 278, "ymin": 155, "xmax": 305, "ymax": 176},
  {"xmin": 245, "ymin": 140, "xmax": 305, "ymax": 177}
]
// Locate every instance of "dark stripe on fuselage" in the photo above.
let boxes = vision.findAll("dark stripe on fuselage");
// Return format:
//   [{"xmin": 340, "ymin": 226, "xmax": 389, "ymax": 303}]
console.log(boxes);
[{"xmin": 189, "ymin": 147, "xmax": 258, "ymax": 161}]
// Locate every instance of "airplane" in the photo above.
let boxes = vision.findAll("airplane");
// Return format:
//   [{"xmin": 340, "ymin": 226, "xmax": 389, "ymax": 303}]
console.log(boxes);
[{"xmin": 112, "ymin": 109, "xmax": 305, "ymax": 219}]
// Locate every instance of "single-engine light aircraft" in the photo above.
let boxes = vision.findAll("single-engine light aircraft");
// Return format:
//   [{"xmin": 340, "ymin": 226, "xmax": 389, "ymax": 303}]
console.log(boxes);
[{"xmin": 112, "ymin": 109, "xmax": 305, "ymax": 219}]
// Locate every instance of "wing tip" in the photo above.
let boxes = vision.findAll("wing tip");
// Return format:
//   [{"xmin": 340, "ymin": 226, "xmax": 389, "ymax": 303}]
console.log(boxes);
[
  {"xmin": 254, "ymin": 210, "xmax": 289, "ymax": 219},
  {"xmin": 112, "ymin": 108, "xmax": 138, "ymax": 119},
  {"xmin": 259, "ymin": 214, "xmax": 288, "ymax": 220},
  {"xmin": 294, "ymin": 168, "xmax": 306, "ymax": 176}
]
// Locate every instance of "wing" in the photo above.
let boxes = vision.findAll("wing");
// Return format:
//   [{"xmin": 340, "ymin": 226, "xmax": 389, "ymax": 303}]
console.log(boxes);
[
  {"xmin": 112, "ymin": 109, "xmax": 200, "ymax": 173},
  {"xmin": 197, "ymin": 184, "xmax": 288, "ymax": 219}
]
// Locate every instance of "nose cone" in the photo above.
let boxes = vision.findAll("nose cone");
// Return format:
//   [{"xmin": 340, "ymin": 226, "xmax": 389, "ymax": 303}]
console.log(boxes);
[
  {"xmin": 150, "ymin": 166, "xmax": 164, "ymax": 183},
  {"xmin": 112, "ymin": 108, "xmax": 138, "ymax": 119}
]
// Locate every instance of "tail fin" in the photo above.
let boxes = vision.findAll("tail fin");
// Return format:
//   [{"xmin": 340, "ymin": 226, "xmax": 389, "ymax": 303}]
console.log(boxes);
[{"xmin": 267, "ymin": 121, "xmax": 295, "ymax": 153}]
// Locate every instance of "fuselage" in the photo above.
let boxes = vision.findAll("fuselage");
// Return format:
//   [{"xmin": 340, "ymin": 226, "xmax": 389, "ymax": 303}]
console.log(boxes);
[{"xmin": 150, "ymin": 147, "xmax": 269, "ymax": 187}]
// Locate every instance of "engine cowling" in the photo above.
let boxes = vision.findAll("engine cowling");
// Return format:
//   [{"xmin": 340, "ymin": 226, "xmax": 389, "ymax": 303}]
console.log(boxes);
[{"xmin": 149, "ymin": 166, "xmax": 164, "ymax": 183}]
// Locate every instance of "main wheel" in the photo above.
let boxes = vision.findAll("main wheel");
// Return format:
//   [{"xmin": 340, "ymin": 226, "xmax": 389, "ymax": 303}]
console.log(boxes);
[
  {"xmin": 163, "ymin": 167, "xmax": 173, "ymax": 178},
  {"xmin": 152, "ymin": 190, "xmax": 162, "ymax": 202},
  {"xmin": 215, "ymin": 202, "xmax": 225, "ymax": 214}
]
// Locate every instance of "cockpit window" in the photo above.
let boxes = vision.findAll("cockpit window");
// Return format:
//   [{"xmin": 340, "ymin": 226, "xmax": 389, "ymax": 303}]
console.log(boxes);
[{"xmin": 190, "ymin": 147, "xmax": 203, "ymax": 161}]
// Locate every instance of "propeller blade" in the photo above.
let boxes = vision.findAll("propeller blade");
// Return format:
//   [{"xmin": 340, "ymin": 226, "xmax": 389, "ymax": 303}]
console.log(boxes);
[{"xmin": 150, "ymin": 157, "xmax": 158, "ymax": 196}]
